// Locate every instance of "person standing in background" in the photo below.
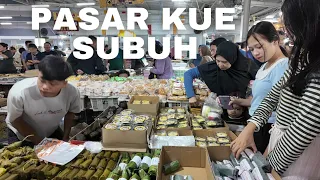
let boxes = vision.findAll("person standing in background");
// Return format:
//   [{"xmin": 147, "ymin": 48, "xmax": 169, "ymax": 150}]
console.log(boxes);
[
  {"xmin": 210, "ymin": 37, "xmax": 227, "ymax": 60},
  {"xmin": 0, "ymin": 43, "xmax": 17, "ymax": 74},
  {"xmin": 239, "ymin": 41, "xmax": 264, "ymax": 67},
  {"xmin": 54, "ymin": 46, "xmax": 66, "ymax": 57},
  {"xmin": 150, "ymin": 41, "xmax": 174, "ymax": 79},
  {"xmin": 9, "ymin": 46, "xmax": 22, "ymax": 68},
  {"xmin": 67, "ymin": 35, "xmax": 106, "ymax": 75},
  {"xmin": 42, "ymin": 42, "xmax": 57, "ymax": 56},
  {"xmin": 189, "ymin": 45, "xmax": 211, "ymax": 68},
  {"xmin": 26, "ymin": 44, "xmax": 45, "ymax": 70},
  {"xmin": 21, "ymin": 41, "xmax": 32, "ymax": 70}
]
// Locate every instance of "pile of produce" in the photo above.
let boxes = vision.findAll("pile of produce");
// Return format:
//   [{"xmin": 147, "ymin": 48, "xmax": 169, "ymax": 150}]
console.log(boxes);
[
  {"xmin": 195, "ymin": 132, "xmax": 231, "ymax": 147},
  {"xmin": 156, "ymin": 107, "xmax": 189, "ymax": 130},
  {"xmin": 212, "ymin": 149, "xmax": 275, "ymax": 180},
  {"xmin": 104, "ymin": 109, "xmax": 154, "ymax": 131}
]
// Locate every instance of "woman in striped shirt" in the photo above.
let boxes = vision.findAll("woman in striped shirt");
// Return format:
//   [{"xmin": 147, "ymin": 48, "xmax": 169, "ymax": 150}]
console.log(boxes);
[{"xmin": 230, "ymin": 0, "xmax": 320, "ymax": 178}]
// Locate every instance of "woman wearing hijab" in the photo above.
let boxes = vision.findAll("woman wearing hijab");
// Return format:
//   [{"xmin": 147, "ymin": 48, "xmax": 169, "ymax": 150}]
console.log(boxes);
[{"xmin": 184, "ymin": 41, "xmax": 258, "ymax": 103}]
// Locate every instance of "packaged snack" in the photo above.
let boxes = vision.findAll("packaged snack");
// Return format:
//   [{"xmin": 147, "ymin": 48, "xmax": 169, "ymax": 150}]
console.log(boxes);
[
  {"xmin": 216, "ymin": 132, "xmax": 228, "ymax": 138},
  {"xmin": 178, "ymin": 124, "xmax": 188, "ymax": 128},
  {"xmin": 175, "ymin": 114, "xmax": 185, "ymax": 120},
  {"xmin": 217, "ymin": 138, "xmax": 230, "ymax": 144},
  {"xmin": 133, "ymin": 100, "xmax": 141, "ymax": 104},
  {"xmin": 166, "ymin": 119, "xmax": 178, "ymax": 126},
  {"xmin": 206, "ymin": 121, "xmax": 217, "ymax": 127},
  {"xmin": 176, "ymin": 108, "xmax": 185, "ymax": 113},
  {"xmin": 159, "ymin": 115, "xmax": 168, "ymax": 122},
  {"xmin": 207, "ymin": 136, "xmax": 217, "ymax": 142},
  {"xmin": 167, "ymin": 114, "xmax": 175, "ymax": 119},
  {"xmin": 195, "ymin": 137, "xmax": 206, "ymax": 142},
  {"xmin": 134, "ymin": 115, "xmax": 149, "ymax": 124},
  {"xmin": 167, "ymin": 131, "xmax": 179, "ymax": 136},
  {"xmin": 193, "ymin": 126, "xmax": 203, "ymax": 130},
  {"xmin": 141, "ymin": 100, "xmax": 150, "ymax": 104},
  {"xmin": 156, "ymin": 130, "xmax": 167, "ymax": 136},
  {"xmin": 134, "ymin": 126, "xmax": 147, "ymax": 131},
  {"xmin": 208, "ymin": 142, "xmax": 220, "ymax": 146},
  {"xmin": 105, "ymin": 123, "xmax": 117, "ymax": 130},
  {"xmin": 167, "ymin": 108, "xmax": 176, "ymax": 113},
  {"xmin": 120, "ymin": 126, "xmax": 132, "ymax": 131},
  {"xmin": 156, "ymin": 125, "xmax": 167, "ymax": 130},
  {"xmin": 196, "ymin": 141, "xmax": 207, "ymax": 147},
  {"xmin": 194, "ymin": 116, "xmax": 205, "ymax": 123},
  {"xmin": 121, "ymin": 109, "xmax": 134, "ymax": 115},
  {"xmin": 157, "ymin": 121, "xmax": 166, "ymax": 125}
]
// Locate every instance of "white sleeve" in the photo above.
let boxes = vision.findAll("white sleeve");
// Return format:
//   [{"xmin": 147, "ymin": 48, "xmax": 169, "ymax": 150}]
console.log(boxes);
[
  {"xmin": 7, "ymin": 90, "xmax": 24, "ymax": 122},
  {"xmin": 69, "ymin": 87, "xmax": 81, "ymax": 113}
]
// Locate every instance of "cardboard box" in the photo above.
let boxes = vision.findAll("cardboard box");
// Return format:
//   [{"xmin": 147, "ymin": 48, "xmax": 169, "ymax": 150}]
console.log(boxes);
[
  {"xmin": 127, "ymin": 96, "xmax": 159, "ymax": 115},
  {"xmin": 157, "ymin": 146, "xmax": 214, "ymax": 180},
  {"xmin": 102, "ymin": 122, "xmax": 152, "ymax": 152},
  {"xmin": 190, "ymin": 114, "xmax": 230, "ymax": 132}
]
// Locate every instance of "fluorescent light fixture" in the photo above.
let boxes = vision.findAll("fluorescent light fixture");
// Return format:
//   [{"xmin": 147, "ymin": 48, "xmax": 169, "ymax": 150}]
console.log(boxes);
[
  {"xmin": 0, "ymin": 6, "xmax": 4, "ymax": 9},
  {"xmin": 26, "ymin": 22, "xmax": 32, "ymax": 24},
  {"xmin": 32, "ymin": 5, "xmax": 50, "ymax": 8},
  {"xmin": 77, "ymin": 3, "xmax": 95, "ymax": 6},
  {"xmin": 203, "ymin": 33, "xmax": 208, "ymax": 38},
  {"xmin": 1, "ymin": 22, "xmax": 12, "ymax": 25},
  {"xmin": 266, "ymin": 15, "xmax": 275, "ymax": 19},
  {"xmin": 0, "ymin": 17, "xmax": 12, "ymax": 19},
  {"xmin": 172, "ymin": 0, "xmax": 190, "ymax": 1},
  {"xmin": 59, "ymin": 35, "xmax": 68, "ymax": 39}
]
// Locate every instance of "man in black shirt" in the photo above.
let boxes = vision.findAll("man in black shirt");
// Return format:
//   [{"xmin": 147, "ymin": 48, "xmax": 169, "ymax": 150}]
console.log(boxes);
[
  {"xmin": 67, "ymin": 35, "xmax": 106, "ymax": 75},
  {"xmin": 43, "ymin": 42, "xmax": 57, "ymax": 56},
  {"xmin": 26, "ymin": 44, "xmax": 45, "ymax": 70}
]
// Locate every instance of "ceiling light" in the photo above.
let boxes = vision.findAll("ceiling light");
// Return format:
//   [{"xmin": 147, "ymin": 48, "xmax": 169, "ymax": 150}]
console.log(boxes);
[
  {"xmin": 0, "ymin": 17, "xmax": 12, "ymax": 19},
  {"xmin": 1, "ymin": 22, "xmax": 12, "ymax": 25},
  {"xmin": 0, "ymin": 6, "xmax": 4, "ymax": 9},
  {"xmin": 266, "ymin": 15, "xmax": 275, "ymax": 19},
  {"xmin": 32, "ymin": 5, "xmax": 50, "ymax": 8},
  {"xmin": 77, "ymin": 3, "xmax": 95, "ymax": 6},
  {"xmin": 26, "ymin": 22, "xmax": 32, "ymax": 24},
  {"xmin": 203, "ymin": 33, "xmax": 208, "ymax": 38},
  {"xmin": 172, "ymin": 0, "xmax": 190, "ymax": 1}
]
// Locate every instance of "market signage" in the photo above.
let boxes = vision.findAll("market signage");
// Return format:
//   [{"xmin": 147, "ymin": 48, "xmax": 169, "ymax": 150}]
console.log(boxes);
[{"xmin": 31, "ymin": 8, "xmax": 236, "ymax": 60}]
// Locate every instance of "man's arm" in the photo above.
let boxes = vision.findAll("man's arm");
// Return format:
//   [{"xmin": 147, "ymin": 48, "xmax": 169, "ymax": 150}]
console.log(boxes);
[
  {"xmin": 11, "ymin": 117, "xmax": 42, "ymax": 144},
  {"xmin": 63, "ymin": 112, "xmax": 75, "ymax": 141},
  {"xmin": 7, "ymin": 89, "xmax": 42, "ymax": 144}
]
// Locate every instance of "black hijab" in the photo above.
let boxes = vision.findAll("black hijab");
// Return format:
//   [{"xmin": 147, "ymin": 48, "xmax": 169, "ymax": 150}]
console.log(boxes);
[{"xmin": 197, "ymin": 41, "xmax": 258, "ymax": 97}]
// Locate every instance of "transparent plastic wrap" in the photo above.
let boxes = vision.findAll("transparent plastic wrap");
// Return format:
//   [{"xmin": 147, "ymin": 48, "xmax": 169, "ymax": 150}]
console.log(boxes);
[
  {"xmin": 202, "ymin": 92, "xmax": 223, "ymax": 118},
  {"xmin": 149, "ymin": 135, "xmax": 195, "ymax": 149}
]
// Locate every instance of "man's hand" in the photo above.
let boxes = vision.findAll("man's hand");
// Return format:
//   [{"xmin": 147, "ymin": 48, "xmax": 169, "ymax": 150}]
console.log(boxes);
[
  {"xmin": 33, "ymin": 60, "xmax": 40, "ymax": 64},
  {"xmin": 77, "ymin": 69, "xmax": 84, "ymax": 75}
]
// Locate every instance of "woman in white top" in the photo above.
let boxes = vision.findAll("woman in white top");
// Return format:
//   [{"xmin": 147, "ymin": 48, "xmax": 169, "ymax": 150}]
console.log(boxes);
[{"xmin": 231, "ymin": 21, "xmax": 289, "ymax": 153}]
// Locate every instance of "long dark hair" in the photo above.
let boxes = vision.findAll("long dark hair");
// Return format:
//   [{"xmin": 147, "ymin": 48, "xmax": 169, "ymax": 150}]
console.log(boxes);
[
  {"xmin": 246, "ymin": 21, "xmax": 288, "ymax": 60},
  {"xmin": 282, "ymin": 0, "xmax": 320, "ymax": 96}
]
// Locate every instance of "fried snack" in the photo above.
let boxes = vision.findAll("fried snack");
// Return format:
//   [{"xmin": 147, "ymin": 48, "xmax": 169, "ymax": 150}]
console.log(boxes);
[
  {"xmin": 103, "ymin": 151, "xmax": 111, "ymax": 159},
  {"xmin": 96, "ymin": 151, "xmax": 104, "ymax": 159},
  {"xmin": 9, "ymin": 161, "xmax": 26, "ymax": 173},
  {"xmin": 106, "ymin": 160, "xmax": 116, "ymax": 171},
  {"xmin": 73, "ymin": 169, "xmax": 86, "ymax": 180},
  {"xmin": 5, "ymin": 174, "xmax": 19, "ymax": 180},
  {"xmin": 89, "ymin": 169, "xmax": 103, "ymax": 180},
  {"xmin": 110, "ymin": 152, "xmax": 120, "ymax": 161},
  {"xmin": 0, "ymin": 173, "xmax": 11, "ymax": 180},
  {"xmin": 64, "ymin": 168, "xmax": 80, "ymax": 180},
  {"xmin": 82, "ymin": 169, "xmax": 95, "ymax": 180},
  {"xmin": 80, "ymin": 158, "xmax": 93, "ymax": 169},
  {"xmin": 71, "ymin": 158, "xmax": 85, "ymax": 168},
  {"xmin": 99, "ymin": 168, "xmax": 111, "ymax": 180},
  {"xmin": 89, "ymin": 156, "xmax": 100, "ymax": 169},
  {"xmin": 47, "ymin": 166, "xmax": 60, "ymax": 179},
  {"xmin": 55, "ymin": 168, "xmax": 71, "ymax": 180},
  {"xmin": 97, "ymin": 159, "xmax": 107, "ymax": 170}
]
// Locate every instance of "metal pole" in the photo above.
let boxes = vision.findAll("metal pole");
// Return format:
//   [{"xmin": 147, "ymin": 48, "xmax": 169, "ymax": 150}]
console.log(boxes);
[{"xmin": 241, "ymin": 0, "xmax": 252, "ymax": 42}]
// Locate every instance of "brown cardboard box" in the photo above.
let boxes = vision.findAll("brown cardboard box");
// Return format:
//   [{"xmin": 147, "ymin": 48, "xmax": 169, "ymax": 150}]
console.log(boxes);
[
  {"xmin": 127, "ymin": 96, "xmax": 159, "ymax": 115},
  {"xmin": 157, "ymin": 146, "xmax": 214, "ymax": 180},
  {"xmin": 23, "ymin": 69, "xmax": 39, "ymax": 77},
  {"xmin": 102, "ymin": 122, "xmax": 152, "ymax": 152}
]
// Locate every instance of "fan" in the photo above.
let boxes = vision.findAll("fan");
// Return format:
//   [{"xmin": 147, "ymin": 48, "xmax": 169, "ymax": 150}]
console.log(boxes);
[
  {"xmin": 40, "ymin": 28, "xmax": 48, "ymax": 37},
  {"xmin": 223, "ymin": 0, "xmax": 242, "ymax": 8}
]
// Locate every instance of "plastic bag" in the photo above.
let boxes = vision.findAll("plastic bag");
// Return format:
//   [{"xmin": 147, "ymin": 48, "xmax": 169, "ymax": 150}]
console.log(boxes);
[
  {"xmin": 202, "ymin": 92, "xmax": 223, "ymax": 118},
  {"xmin": 84, "ymin": 141, "xmax": 103, "ymax": 154}
]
